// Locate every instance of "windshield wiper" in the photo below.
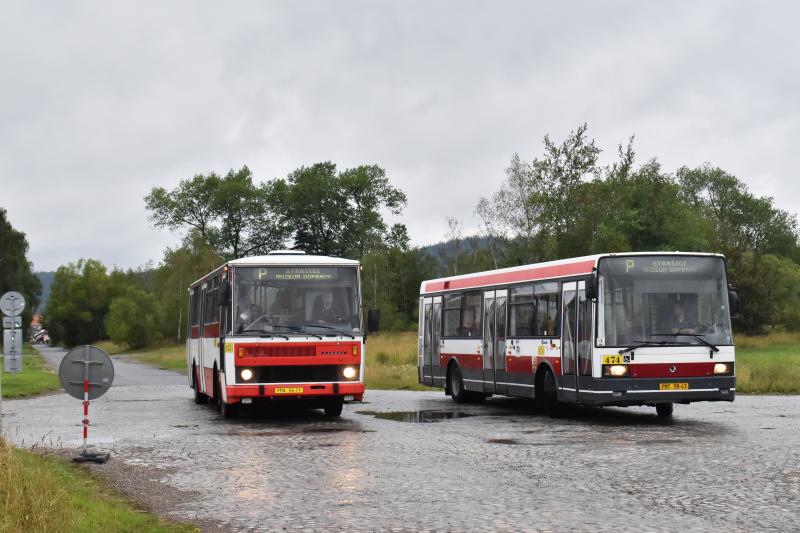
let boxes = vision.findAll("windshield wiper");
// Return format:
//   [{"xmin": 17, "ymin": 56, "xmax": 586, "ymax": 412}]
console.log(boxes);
[
  {"xmin": 652, "ymin": 333, "xmax": 719, "ymax": 352},
  {"xmin": 236, "ymin": 328, "xmax": 289, "ymax": 341},
  {"xmin": 284, "ymin": 323, "xmax": 356, "ymax": 339},
  {"xmin": 617, "ymin": 340, "xmax": 674, "ymax": 355}
]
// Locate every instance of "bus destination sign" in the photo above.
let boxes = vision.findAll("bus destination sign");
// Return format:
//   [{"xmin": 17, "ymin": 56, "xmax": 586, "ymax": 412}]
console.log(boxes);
[
  {"xmin": 617, "ymin": 256, "xmax": 716, "ymax": 275},
  {"xmin": 261, "ymin": 267, "xmax": 339, "ymax": 281}
]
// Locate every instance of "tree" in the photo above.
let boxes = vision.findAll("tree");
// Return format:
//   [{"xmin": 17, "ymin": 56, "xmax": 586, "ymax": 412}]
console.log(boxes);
[
  {"xmin": 145, "ymin": 167, "xmax": 288, "ymax": 260},
  {"xmin": 45, "ymin": 259, "xmax": 125, "ymax": 345},
  {"xmin": 0, "ymin": 208, "xmax": 41, "ymax": 328},
  {"xmin": 274, "ymin": 162, "xmax": 407, "ymax": 258},
  {"xmin": 106, "ymin": 287, "xmax": 164, "ymax": 349}
]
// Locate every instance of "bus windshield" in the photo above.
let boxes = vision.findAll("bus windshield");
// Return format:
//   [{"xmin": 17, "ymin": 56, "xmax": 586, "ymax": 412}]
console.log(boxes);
[
  {"xmin": 233, "ymin": 266, "xmax": 360, "ymax": 335},
  {"xmin": 597, "ymin": 256, "xmax": 733, "ymax": 348}
]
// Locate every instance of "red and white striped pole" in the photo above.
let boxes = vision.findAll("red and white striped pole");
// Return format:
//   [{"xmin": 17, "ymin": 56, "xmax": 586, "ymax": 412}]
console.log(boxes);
[{"xmin": 82, "ymin": 379, "xmax": 90, "ymax": 456}]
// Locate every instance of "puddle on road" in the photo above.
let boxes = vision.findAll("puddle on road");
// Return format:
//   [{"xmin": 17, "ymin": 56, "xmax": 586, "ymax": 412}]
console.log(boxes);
[
  {"xmin": 356, "ymin": 410, "xmax": 478, "ymax": 423},
  {"xmin": 487, "ymin": 438, "xmax": 521, "ymax": 445},
  {"xmin": 634, "ymin": 439, "xmax": 684, "ymax": 445}
]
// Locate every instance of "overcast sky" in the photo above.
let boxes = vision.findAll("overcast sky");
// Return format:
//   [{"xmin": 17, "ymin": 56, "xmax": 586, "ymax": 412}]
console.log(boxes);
[{"xmin": 1, "ymin": 1, "xmax": 798, "ymax": 272}]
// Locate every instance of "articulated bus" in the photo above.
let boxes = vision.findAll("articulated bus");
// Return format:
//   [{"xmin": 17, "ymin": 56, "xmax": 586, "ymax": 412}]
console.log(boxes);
[
  {"xmin": 419, "ymin": 252, "xmax": 738, "ymax": 417},
  {"xmin": 188, "ymin": 251, "xmax": 371, "ymax": 418}
]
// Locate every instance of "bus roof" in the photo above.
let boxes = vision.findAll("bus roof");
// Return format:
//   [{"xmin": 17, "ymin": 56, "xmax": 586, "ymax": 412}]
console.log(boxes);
[
  {"xmin": 190, "ymin": 254, "xmax": 360, "ymax": 288},
  {"xmin": 420, "ymin": 251, "xmax": 724, "ymax": 295}
]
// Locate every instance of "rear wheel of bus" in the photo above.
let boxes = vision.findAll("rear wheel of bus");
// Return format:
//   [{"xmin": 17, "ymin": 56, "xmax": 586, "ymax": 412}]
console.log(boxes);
[
  {"xmin": 536, "ymin": 367, "xmax": 563, "ymax": 417},
  {"xmin": 192, "ymin": 364, "xmax": 207, "ymax": 405}
]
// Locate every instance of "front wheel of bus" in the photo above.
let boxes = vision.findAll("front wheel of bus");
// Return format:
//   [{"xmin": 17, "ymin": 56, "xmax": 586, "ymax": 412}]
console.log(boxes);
[
  {"xmin": 324, "ymin": 400, "xmax": 344, "ymax": 417},
  {"xmin": 656, "ymin": 403, "xmax": 674, "ymax": 417},
  {"xmin": 448, "ymin": 364, "xmax": 468, "ymax": 404},
  {"xmin": 219, "ymin": 399, "xmax": 238, "ymax": 419},
  {"xmin": 192, "ymin": 366, "xmax": 207, "ymax": 405},
  {"xmin": 537, "ymin": 369, "xmax": 563, "ymax": 417}
]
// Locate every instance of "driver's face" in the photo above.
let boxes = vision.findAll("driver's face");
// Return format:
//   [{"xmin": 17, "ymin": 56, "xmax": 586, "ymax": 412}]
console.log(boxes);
[{"xmin": 323, "ymin": 292, "xmax": 333, "ymax": 306}]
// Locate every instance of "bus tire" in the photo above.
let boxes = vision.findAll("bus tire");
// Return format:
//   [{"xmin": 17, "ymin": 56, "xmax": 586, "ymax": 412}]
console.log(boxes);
[
  {"xmin": 537, "ymin": 368, "xmax": 563, "ymax": 417},
  {"xmin": 448, "ymin": 364, "xmax": 468, "ymax": 404},
  {"xmin": 192, "ymin": 365, "xmax": 207, "ymax": 404},
  {"xmin": 220, "ymin": 399, "xmax": 238, "ymax": 419},
  {"xmin": 656, "ymin": 403, "xmax": 674, "ymax": 417},
  {"xmin": 324, "ymin": 400, "xmax": 344, "ymax": 417}
]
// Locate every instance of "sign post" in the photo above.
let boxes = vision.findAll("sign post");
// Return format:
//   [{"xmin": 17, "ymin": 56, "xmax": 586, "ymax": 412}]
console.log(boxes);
[
  {"xmin": 1, "ymin": 291, "xmax": 26, "ymax": 432},
  {"xmin": 58, "ymin": 345, "xmax": 115, "ymax": 463}
]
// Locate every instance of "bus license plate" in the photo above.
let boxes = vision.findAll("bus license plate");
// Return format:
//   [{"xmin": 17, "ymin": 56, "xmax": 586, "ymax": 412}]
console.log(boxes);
[
  {"xmin": 275, "ymin": 387, "xmax": 304, "ymax": 394},
  {"xmin": 659, "ymin": 383, "xmax": 689, "ymax": 391}
]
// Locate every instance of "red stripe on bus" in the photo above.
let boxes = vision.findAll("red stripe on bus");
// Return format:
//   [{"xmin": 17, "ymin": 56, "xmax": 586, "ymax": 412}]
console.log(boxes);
[
  {"xmin": 441, "ymin": 353, "xmax": 483, "ymax": 369},
  {"xmin": 630, "ymin": 362, "xmax": 719, "ymax": 378},
  {"xmin": 506, "ymin": 355, "xmax": 534, "ymax": 374},
  {"xmin": 235, "ymin": 355, "xmax": 359, "ymax": 366},
  {"xmin": 424, "ymin": 260, "xmax": 595, "ymax": 293},
  {"xmin": 203, "ymin": 323, "xmax": 220, "ymax": 338},
  {"xmin": 190, "ymin": 325, "xmax": 200, "ymax": 339}
]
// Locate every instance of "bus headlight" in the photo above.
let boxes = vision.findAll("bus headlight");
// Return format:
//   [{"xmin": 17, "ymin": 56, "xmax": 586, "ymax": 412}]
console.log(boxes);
[
  {"xmin": 713, "ymin": 363, "xmax": 733, "ymax": 375},
  {"xmin": 342, "ymin": 366, "xmax": 358, "ymax": 380},
  {"xmin": 603, "ymin": 365, "xmax": 629, "ymax": 377},
  {"xmin": 240, "ymin": 368, "xmax": 254, "ymax": 381}
]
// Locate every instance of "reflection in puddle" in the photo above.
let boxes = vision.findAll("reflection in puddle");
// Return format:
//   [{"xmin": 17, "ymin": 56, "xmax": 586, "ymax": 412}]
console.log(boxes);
[{"xmin": 356, "ymin": 410, "xmax": 477, "ymax": 423}]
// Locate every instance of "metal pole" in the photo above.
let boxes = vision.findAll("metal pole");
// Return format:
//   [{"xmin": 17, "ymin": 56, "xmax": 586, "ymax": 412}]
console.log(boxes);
[{"xmin": 82, "ymin": 345, "xmax": 89, "ymax": 457}]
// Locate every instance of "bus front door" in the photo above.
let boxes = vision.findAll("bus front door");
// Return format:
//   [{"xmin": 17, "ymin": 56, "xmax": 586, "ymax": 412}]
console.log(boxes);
[{"xmin": 561, "ymin": 280, "xmax": 591, "ymax": 403}]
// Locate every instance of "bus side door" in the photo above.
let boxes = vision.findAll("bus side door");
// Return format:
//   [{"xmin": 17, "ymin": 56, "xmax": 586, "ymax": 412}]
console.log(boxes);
[
  {"xmin": 482, "ymin": 289, "xmax": 508, "ymax": 395},
  {"xmin": 421, "ymin": 296, "xmax": 442, "ymax": 387}
]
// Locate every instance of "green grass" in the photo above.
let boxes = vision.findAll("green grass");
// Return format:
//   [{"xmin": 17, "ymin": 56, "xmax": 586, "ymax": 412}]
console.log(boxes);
[
  {"xmin": 364, "ymin": 331, "xmax": 434, "ymax": 390},
  {"xmin": 0, "ymin": 344, "xmax": 61, "ymax": 398},
  {"xmin": 735, "ymin": 332, "xmax": 800, "ymax": 394},
  {"xmin": 0, "ymin": 437, "xmax": 196, "ymax": 533}
]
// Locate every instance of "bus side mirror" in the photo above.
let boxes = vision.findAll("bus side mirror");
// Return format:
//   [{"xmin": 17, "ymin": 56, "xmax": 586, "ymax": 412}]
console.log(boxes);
[
  {"xmin": 217, "ymin": 282, "xmax": 231, "ymax": 307},
  {"xmin": 728, "ymin": 289, "xmax": 739, "ymax": 315},
  {"xmin": 367, "ymin": 308, "xmax": 380, "ymax": 333},
  {"xmin": 585, "ymin": 274, "xmax": 597, "ymax": 300}
]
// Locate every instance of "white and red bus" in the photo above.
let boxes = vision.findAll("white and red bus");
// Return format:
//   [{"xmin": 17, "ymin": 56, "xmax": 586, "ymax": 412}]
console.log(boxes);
[
  {"xmin": 419, "ymin": 252, "xmax": 737, "ymax": 416},
  {"xmin": 188, "ymin": 251, "xmax": 374, "ymax": 418}
]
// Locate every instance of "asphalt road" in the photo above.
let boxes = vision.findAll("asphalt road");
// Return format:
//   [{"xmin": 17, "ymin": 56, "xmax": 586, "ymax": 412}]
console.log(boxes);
[{"xmin": 2, "ymin": 346, "xmax": 799, "ymax": 532}]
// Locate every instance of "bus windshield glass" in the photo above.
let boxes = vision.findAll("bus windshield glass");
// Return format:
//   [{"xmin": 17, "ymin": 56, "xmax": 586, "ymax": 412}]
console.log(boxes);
[
  {"xmin": 597, "ymin": 256, "xmax": 733, "ymax": 348},
  {"xmin": 233, "ymin": 266, "xmax": 360, "ymax": 335}
]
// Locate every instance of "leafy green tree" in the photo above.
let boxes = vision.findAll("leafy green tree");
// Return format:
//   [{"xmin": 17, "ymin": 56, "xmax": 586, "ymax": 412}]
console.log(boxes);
[
  {"xmin": 106, "ymin": 287, "xmax": 164, "ymax": 349},
  {"xmin": 273, "ymin": 162, "xmax": 407, "ymax": 258},
  {"xmin": 45, "ymin": 259, "xmax": 122, "ymax": 345},
  {"xmin": 145, "ymin": 167, "xmax": 288, "ymax": 260},
  {"xmin": 0, "ymin": 208, "xmax": 41, "ymax": 328}
]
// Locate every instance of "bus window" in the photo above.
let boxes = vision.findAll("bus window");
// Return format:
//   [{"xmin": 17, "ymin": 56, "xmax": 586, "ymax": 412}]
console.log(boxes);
[
  {"xmin": 443, "ymin": 294, "xmax": 462, "ymax": 337},
  {"xmin": 509, "ymin": 285, "xmax": 533, "ymax": 336},
  {"xmin": 534, "ymin": 282, "xmax": 560, "ymax": 336}
]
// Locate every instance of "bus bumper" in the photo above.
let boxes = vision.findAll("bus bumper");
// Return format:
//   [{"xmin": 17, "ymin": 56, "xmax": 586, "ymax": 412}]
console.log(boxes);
[
  {"xmin": 225, "ymin": 382, "xmax": 365, "ymax": 404},
  {"xmin": 573, "ymin": 376, "xmax": 736, "ymax": 406}
]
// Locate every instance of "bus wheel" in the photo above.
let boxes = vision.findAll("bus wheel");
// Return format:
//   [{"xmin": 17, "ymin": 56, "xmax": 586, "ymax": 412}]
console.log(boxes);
[
  {"xmin": 656, "ymin": 403, "xmax": 674, "ymax": 417},
  {"xmin": 448, "ymin": 364, "xmax": 468, "ymax": 404},
  {"xmin": 537, "ymin": 369, "xmax": 563, "ymax": 417},
  {"xmin": 220, "ymin": 399, "xmax": 238, "ymax": 419},
  {"xmin": 192, "ymin": 366, "xmax": 207, "ymax": 404},
  {"xmin": 324, "ymin": 400, "xmax": 344, "ymax": 417}
]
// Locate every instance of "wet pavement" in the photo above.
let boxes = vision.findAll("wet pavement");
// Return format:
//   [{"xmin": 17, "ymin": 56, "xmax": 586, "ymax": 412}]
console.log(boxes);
[{"xmin": 2, "ymin": 347, "xmax": 800, "ymax": 531}]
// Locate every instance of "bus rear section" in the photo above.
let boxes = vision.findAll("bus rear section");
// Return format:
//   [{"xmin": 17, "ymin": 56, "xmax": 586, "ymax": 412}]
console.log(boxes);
[
  {"xmin": 187, "ymin": 253, "xmax": 367, "ymax": 418},
  {"xmin": 419, "ymin": 252, "xmax": 736, "ymax": 417}
]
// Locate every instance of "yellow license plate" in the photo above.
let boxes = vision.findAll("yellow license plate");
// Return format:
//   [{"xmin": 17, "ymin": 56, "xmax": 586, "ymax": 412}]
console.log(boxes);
[
  {"xmin": 602, "ymin": 355, "xmax": 624, "ymax": 364},
  {"xmin": 274, "ymin": 387, "xmax": 304, "ymax": 394},
  {"xmin": 659, "ymin": 383, "xmax": 689, "ymax": 391}
]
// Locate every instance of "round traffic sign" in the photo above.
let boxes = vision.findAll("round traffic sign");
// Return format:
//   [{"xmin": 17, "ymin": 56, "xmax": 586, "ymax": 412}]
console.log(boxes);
[
  {"xmin": 59, "ymin": 345, "xmax": 115, "ymax": 400},
  {"xmin": 0, "ymin": 291, "xmax": 25, "ymax": 317}
]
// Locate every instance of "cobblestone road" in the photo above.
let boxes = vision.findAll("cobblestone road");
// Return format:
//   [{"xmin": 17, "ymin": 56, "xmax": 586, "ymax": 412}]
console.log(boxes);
[{"xmin": 2, "ymin": 347, "xmax": 799, "ymax": 532}]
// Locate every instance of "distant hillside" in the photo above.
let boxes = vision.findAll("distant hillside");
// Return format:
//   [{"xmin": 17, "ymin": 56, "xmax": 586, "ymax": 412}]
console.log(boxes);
[{"xmin": 35, "ymin": 271, "xmax": 55, "ymax": 312}]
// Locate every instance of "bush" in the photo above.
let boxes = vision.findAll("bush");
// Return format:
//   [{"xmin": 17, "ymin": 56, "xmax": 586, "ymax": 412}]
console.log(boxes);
[{"xmin": 106, "ymin": 287, "xmax": 164, "ymax": 349}]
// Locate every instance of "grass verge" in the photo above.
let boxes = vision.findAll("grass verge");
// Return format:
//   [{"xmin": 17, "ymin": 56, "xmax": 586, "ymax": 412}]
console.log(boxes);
[
  {"xmin": 0, "ymin": 344, "xmax": 61, "ymax": 398},
  {"xmin": 0, "ymin": 437, "xmax": 196, "ymax": 533},
  {"xmin": 735, "ymin": 332, "xmax": 800, "ymax": 394}
]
